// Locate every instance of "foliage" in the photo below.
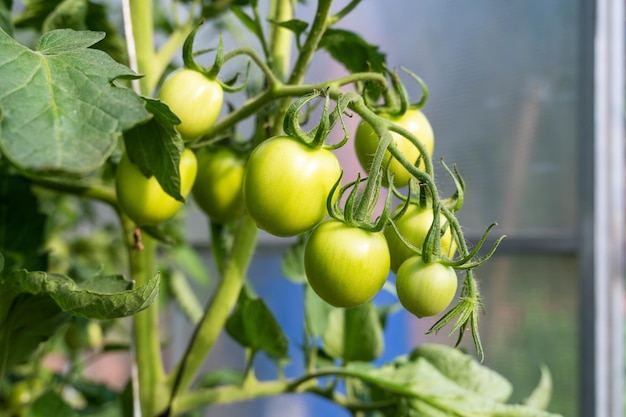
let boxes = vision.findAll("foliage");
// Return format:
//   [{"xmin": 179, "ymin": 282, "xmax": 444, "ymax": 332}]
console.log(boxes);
[{"xmin": 0, "ymin": 1, "xmax": 563, "ymax": 416}]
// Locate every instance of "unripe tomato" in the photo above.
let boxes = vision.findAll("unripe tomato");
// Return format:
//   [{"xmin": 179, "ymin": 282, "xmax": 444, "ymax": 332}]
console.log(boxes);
[
  {"xmin": 6, "ymin": 379, "xmax": 43, "ymax": 415},
  {"xmin": 64, "ymin": 319, "xmax": 104, "ymax": 351},
  {"xmin": 384, "ymin": 203, "xmax": 456, "ymax": 273},
  {"xmin": 304, "ymin": 219, "xmax": 390, "ymax": 308},
  {"xmin": 116, "ymin": 148, "xmax": 198, "ymax": 226},
  {"xmin": 243, "ymin": 136, "xmax": 341, "ymax": 237},
  {"xmin": 158, "ymin": 69, "xmax": 223, "ymax": 141},
  {"xmin": 355, "ymin": 108, "xmax": 434, "ymax": 187},
  {"xmin": 395, "ymin": 257, "xmax": 457, "ymax": 318},
  {"xmin": 192, "ymin": 148, "xmax": 246, "ymax": 224}
]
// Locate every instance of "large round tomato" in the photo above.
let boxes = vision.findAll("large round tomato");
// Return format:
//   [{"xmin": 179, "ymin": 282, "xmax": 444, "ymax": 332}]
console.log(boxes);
[
  {"xmin": 192, "ymin": 148, "xmax": 246, "ymax": 224},
  {"xmin": 243, "ymin": 136, "xmax": 341, "ymax": 237},
  {"xmin": 116, "ymin": 148, "xmax": 198, "ymax": 226},
  {"xmin": 158, "ymin": 69, "xmax": 223, "ymax": 141},
  {"xmin": 304, "ymin": 219, "xmax": 390, "ymax": 308},
  {"xmin": 355, "ymin": 108, "xmax": 434, "ymax": 187},
  {"xmin": 395, "ymin": 257, "xmax": 457, "ymax": 318},
  {"xmin": 384, "ymin": 203, "xmax": 456, "ymax": 273}
]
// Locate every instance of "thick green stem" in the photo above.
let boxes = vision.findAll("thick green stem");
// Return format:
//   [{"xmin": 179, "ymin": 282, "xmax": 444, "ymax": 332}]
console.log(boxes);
[
  {"xmin": 168, "ymin": 215, "xmax": 258, "ymax": 395},
  {"xmin": 270, "ymin": 0, "xmax": 333, "ymax": 136},
  {"xmin": 128, "ymin": 0, "xmax": 156, "ymax": 95},
  {"xmin": 269, "ymin": 0, "xmax": 294, "ymax": 81},
  {"xmin": 122, "ymin": 217, "xmax": 166, "ymax": 417}
]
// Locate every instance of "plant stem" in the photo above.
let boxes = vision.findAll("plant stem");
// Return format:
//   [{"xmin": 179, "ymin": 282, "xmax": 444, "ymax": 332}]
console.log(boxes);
[
  {"xmin": 168, "ymin": 215, "xmax": 258, "ymax": 395},
  {"xmin": 127, "ymin": 0, "xmax": 157, "ymax": 95},
  {"xmin": 268, "ymin": 0, "xmax": 294, "ymax": 81},
  {"xmin": 122, "ymin": 217, "xmax": 166, "ymax": 417}
]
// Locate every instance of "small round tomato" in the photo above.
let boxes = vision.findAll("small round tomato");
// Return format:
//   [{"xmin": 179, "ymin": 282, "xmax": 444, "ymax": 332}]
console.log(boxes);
[
  {"xmin": 243, "ymin": 136, "xmax": 341, "ymax": 237},
  {"xmin": 192, "ymin": 148, "xmax": 246, "ymax": 224},
  {"xmin": 304, "ymin": 219, "xmax": 390, "ymax": 308},
  {"xmin": 6, "ymin": 379, "xmax": 43, "ymax": 414},
  {"xmin": 116, "ymin": 148, "xmax": 198, "ymax": 226},
  {"xmin": 158, "ymin": 69, "xmax": 223, "ymax": 141},
  {"xmin": 384, "ymin": 203, "xmax": 456, "ymax": 273},
  {"xmin": 355, "ymin": 108, "xmax": 434, "ymax": 187},
  {"xmin": 395, "ymin": 257, "xmax": 457, "ymax": 318},
  {"xmin": 64, "ymin": 319, "xmax": 103, "ymax": 351}
]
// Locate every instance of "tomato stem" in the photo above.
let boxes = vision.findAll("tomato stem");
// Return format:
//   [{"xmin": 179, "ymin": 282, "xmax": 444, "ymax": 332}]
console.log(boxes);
[{"xmin": 166, "ymin": 215, "xmax": 258, "ymax": 398}]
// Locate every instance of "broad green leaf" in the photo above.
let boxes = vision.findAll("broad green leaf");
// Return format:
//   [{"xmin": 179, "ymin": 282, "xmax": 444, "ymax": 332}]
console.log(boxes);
[
  {"xmin": 342, "ymin": 357, "xmax": 562, "ymax": 417},
  {"xmin": 0, "ymin": 294, "xmax": 68, "ymax": 367},
  {"xmin": 281, "ymin": 237, "xmax": 306, "ymax": 283},
  {"xmin": 410, "ymin": 343, "xmax": 513, "ymax": 402},
  {"xmin": 322, "ymin": 301, "xmax": 383, "ymax": 362},
  {"xmin": 4, "ymin": 270, "xmax": 160, "ymax": 319},
  {"xmin": 0, "ymin": 173, "xmax": 47, "ymax": 272},
  {"xmin": 0, "ymin": 0, "xmax": 12, "ymax": 35},
  {"xmin": 24, "ymin": 390, "xmax": 78, "ymax": 417},
  {"xmin": 123, "ymin": 97, "xmax": 184, "ymax": 201},
  {"xmin": 319, "ymin": 28, "xmax": 386, "ymax": 74},
  {"xmin": 523, "ymin": 366, "xmax": 553, "ymax": 411},
  {"xmin": 14, "ymin": 0, "xmax": 127, "ymax": 63},
  {"xmin": 0, "ymin": 29, "xmax": 150, "ymax": 174},
  {"xmin": 304, "ymin": 284, "xmax": 332, "ymax": 337},
  {"xmin": 225, "ymin": 290, "xmax": 288, "ymax": 358}
]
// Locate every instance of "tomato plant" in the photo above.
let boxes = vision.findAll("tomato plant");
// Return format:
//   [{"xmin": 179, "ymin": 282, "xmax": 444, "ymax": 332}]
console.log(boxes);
[
  {"xmin": 385, "ymin": 202, "xmax": 456, "ymax": 273},
  {"xmin": 395, "ymin": 256, "xmax": 458, "ymax": 318},
  {"xmin": 192, "ymin": 147, "xmax": 246, "ymax": 224},
  {"xmin": 158, "ymin": 69, "xmax": 224, "ymax": 141},
  {"xmin": 355, "ymin": 108, "xmax": 434, "ymax": 187},
  {"xmin": 304, "ymin": 219, "xmax": 390, "ymax": 308},
  {"xmin": 0, "ymin": 1, "xmax": 553, "ymax": 417},
  {"xmin": 116, "ymin": 148, "xmax": 198, "ymax": 226},
  {"xmin": 243, "ymin": 136, "xmax": 341, "ymax": 237}
]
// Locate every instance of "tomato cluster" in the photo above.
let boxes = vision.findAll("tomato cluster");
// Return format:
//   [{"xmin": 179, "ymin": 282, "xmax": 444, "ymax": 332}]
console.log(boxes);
[{"xmin": 115, "ymin": 67, "xmax": 460, "ymax": 319}]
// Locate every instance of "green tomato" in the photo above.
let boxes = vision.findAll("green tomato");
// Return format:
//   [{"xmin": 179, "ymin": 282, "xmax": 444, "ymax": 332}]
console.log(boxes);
[
  {"xmin": 158, "ymin": 69, "xmax": 224, "ymax": 141},
  {"xmin": 64, "ymin": 319, "xmax": 103, "ymax": 351},
  {"xmin": 304, "ymin": 219, "xmax": 390, "ymax": 308},
  {"xmin": 192, "ymin": 148, "xmax": 246, "ymax": 224},
  {"xmin": 243, "ymin": 136, "xmax": 341, "ymax": 237},
  {"xmin": 384, "ymin": 203, "xmax": 456, "ymax": 273},
  {"xmin": 395, "ymin": 257, "xmax": 457, "ymax": 318},
  {"xmin": 116, "ymin": 148, "xmax": 198, "ymax": 226},
  {"xmin": 355, "ymin": 108, "xmax": 434, "ymax": 187},
  {"xmin": 6, "ymin": 379, "xmax": 43, "ymax": 415}
]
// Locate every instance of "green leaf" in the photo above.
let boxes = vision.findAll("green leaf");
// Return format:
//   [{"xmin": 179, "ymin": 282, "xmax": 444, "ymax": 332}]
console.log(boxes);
[
  {"xmin": 3, "ymin": 270, "xmax": 160, "ymax": 319},
  {"xmin": 15, "ymin": 0, "xmax": 127, "ymax": 63},
  {"xmin": 318, "ymin": 28, "xmax": 386, "ymax": 74},
  {"xmin": 24, "ymin": 390, "xmax": 78, "ymax": 417},
  {"xmin": 342, "ymin": 357, "xmax": 563, "ymax": 417},
  {"xmin": 0, "ymin": 294, "xmax": 68, "ymax": 367},
  {"xmin": 304, "ymin": 284, "xmax": 332, "ymax": 337},
  {"xmin": 123, "ymin": 98, "xmax": 185, "ymax": 201},
  {"xmin": 523, "ymin": 366, "xmax": 553, "ymax": 411},
  {"xmin": 0, "ymin": 29, "xmax": 150, "ymax": 175},
  {"xmin": 225, "ymin": 290, "xmax": 288, "ymax": 358},
  {"xmin": 0, "ymin": 173, "xmax": 47, "ymax": 272},
  {"xmin": 321, "ymin": 301, "xmax": 383, "ymax": 362},
  {"xmin": 281, "ymin": 237, "xmax": 307, "ymax": 283},
  {"xmin": 410, "ymin": 343, "xmax": 513, "ymax": 402},
  {"xmin": 42, "ymin": 0, "xmax": 88, "ymax": 32}
]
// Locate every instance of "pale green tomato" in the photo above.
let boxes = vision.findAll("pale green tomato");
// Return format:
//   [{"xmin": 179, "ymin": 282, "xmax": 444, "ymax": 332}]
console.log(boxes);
[
  {"xmin": 384, "ymin": 203, "xmax": 456, "ymax": 273},
  {"xmin": 355, "ymin": 108, "xmax": 434, "ymax": 187},
  {"xmin": 116, "ymin": 148, "xmax": 198, "ymax": 226},
  {"xmin": 396, "ymin": 257, "xmax": 457, "ymax": 318},
  {"xmin": 159, "ymin": 69, "xmax": 224, "ymax": 141},
  {"xmin": 193, "ymin": 148, "xmax": 246, "ymax": 224}
]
